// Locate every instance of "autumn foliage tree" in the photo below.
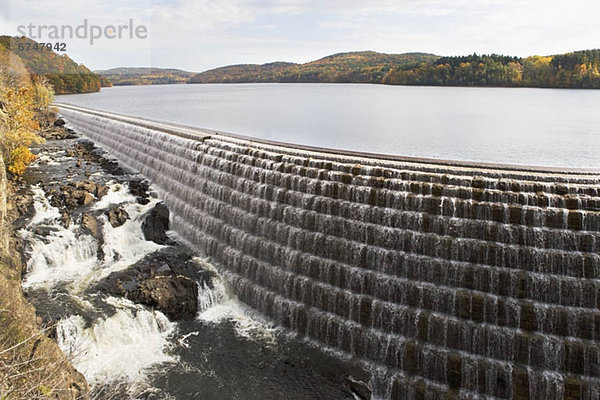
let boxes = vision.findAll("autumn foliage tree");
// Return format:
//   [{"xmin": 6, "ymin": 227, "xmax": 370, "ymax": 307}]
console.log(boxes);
[
  {"xmin": 0, "ymin": 46, "xmax": 48, "ymax": 178},
  {"xmin": 0, "ymin": 36, "xmax": 102, "ymax": 94}
]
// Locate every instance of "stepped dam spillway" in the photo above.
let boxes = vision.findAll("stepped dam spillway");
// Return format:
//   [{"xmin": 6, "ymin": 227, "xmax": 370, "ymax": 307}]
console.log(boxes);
[{"xmin": 56, "ymin": 102, "xmax": 600, "ymax": 399}]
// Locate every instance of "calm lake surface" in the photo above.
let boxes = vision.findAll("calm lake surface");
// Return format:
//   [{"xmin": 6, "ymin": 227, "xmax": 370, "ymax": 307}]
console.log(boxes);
[{"xmin": 56, "ymin": 83, "xmax": 600, "ymax": 168}]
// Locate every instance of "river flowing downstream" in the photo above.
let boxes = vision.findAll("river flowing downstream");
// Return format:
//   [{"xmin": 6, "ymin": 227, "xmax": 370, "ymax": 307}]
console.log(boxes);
[{"xmin": 17, "ymin": 134, "xmax": 370, "ymax": 399}]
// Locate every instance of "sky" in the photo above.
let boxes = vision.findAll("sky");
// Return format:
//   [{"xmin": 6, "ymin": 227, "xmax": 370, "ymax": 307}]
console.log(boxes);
[{"xmin": 1, "ymin": 0, "xmax": 600, "ymax": 72}]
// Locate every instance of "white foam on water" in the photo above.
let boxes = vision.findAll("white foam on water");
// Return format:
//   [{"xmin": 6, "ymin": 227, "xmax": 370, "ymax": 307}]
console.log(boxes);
[
  {"xmin": 33, "ymin": 154, "xmax": 61, "ymax": 166},
  {"xmin": 28, "ymin": 185, "xmax": 61, "ymax": 226},
  {"xmin": 197, "ymin": 280, "xmax": 228, "ymax": 314},
  {"xmin": 195, "ymin": 262, "xmax": 276, "ymax": 343},
  {"xmin": 93, "ymin": 181, "xmax": 137, "ymax": 210},
  {"xmin": 23, "ymin": 187, "xmax": 163, "ymax": 291},
  {"xmin": 21, "ymin": 227, "xmax": 98, "ymax": 290},
  {"xmin": 56, "ymin": 296, "xmax": 176, "ymax": 386},
  {"xmin": 199, "ymin": 298, "xmax": 276, "ymax": 344},
  {"xmin": 176, "ymin": 331, "xmax": 200, "ymax": 349},
  {"xmin": 98, "ymin": 200, "xmax": 163, "ymax": 280}
]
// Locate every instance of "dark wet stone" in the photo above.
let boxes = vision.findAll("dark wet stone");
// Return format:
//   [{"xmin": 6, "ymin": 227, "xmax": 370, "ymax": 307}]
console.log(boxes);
[
  {"xmin": 96, "ymin": 184, "xmax": 109, "ymax": 198},
  {"xmin": 54, "ymin": 179, "xmax": 108, "ymax": 209},
  {"xmin": 81, "ymin": 191, "xmax": 94, "ymax": 205},
  {"xmin": 129, "ymin": 179, "xmax": 150, "ymax": 198},
  {"xmin": 157, "ymin": 264, "xmax": 171, "ymax": 274},
  {"xmin": 135, "ymin": 275, "xmax": 198, "ymax": 320},
  {"xmin": 65, "ymin": 140, "xmax": 125, "ymax": 176},
  {"xmin": 142, "ymin": 202, "xmax": 170, "ymax": 244},
  {"xmin": 97, "ymin": 247, "xmax": 215, "ymax": 320},
  {"xmin": 33, "ymin": 226, "xmax": 60, "ymax": 237},
  {"xmin": 40, "ymin": 128, "xmax": 73, "ymax": 140}
]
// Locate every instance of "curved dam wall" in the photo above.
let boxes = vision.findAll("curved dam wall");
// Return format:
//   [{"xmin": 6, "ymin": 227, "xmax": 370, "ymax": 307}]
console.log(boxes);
[{"xmin": 57, "ymin": 103, "xmax": 600, "ymax": 399}]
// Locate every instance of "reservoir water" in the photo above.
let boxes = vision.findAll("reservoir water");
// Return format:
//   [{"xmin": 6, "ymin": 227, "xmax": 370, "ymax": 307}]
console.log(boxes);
[{"xmin": 56, "ymin": 83, "xmax": 600, "ymax": 169}]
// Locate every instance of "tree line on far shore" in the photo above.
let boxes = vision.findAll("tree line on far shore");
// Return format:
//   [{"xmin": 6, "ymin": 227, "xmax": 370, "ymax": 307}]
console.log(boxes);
[
  {"xmin": 189, "ymin": 49, "xmax": 600, "ymax": 89},
  {"xmin": 383, "ymin": 50, "xmax": 600, "ymax": 89}
]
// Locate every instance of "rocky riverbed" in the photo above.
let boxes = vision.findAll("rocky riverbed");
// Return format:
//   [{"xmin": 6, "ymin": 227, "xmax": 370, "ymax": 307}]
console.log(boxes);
[{"xmin": 13, "ymin": 114, "xmax": 371, "ymax": 399}]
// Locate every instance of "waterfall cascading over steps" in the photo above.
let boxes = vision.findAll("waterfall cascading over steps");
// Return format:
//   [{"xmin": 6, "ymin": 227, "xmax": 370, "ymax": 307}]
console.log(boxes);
[{"xmin": 56, "ymin": 103, "xmax": 600, "ymax": 399}]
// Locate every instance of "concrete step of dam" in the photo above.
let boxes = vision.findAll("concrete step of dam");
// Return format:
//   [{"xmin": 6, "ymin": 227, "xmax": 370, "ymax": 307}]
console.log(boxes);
[
  {"xmin": 86, "ymin": 128, "xmax": 600, "ymax": 279},
  {"xmin": 56, "ymin": 102, "xmax": 600, "ymax": 399},
  {"xmin": 167, "ymin": 194, "xmax": 600, "ymax": 340},
  {"xmin": 198, "ymin": 142, "xmax": 600, "ymax": 224},
  {"xmin": 63, "ymin": 115, "xmax": 600, "ymax": 243},
  {"xmin": 203, "ymin": 137, "xmax": 600, "ymax": 199},
  {"xmin": 204, "ymin": 134, "xmax": 600, "ymax": 183},
  {"xmin": 79, "ymin": 125, "xmax": 600, "ymax": 230}
]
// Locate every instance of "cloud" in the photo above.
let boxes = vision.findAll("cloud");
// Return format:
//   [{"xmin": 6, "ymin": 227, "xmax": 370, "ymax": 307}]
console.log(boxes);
[{"xmin": 2, "ymin": 0, "xmax": 600, "ymax": 71}]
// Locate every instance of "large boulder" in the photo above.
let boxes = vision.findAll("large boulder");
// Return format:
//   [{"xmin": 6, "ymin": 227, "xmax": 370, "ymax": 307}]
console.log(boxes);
[
  {"xmin": 97, "ymin": 248, "xmax": 214, "ymax": 320},
  {"xmin": 74, "ymin": 180, "xmax": 108, "ymax": 198},
  {"xmin": 105, "ymin": 206, "xmax": 129, "ymax": 228},
  {"xmin": 60, "ymin": 211, "xmax": 71, "ymax": 228},
  {"xmin": 80, "ymin": 214, "xmax": 101, "ymax": 239},
  {"xmin": 142, "ymin": 202, "xmax": 170, "ymax": 244},
  {"xmin": 132, "ymin": 275, "xmax": 198, "ymax": 321}
]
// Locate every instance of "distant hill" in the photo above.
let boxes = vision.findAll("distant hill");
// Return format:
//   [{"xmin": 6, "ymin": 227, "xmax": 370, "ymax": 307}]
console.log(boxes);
[
  {"xmin": 188, "ymin": 62, "xmax": 298, "ymax": 83},
  {"xmin": 189, "ymin": 49, "xmax": 600, "ymax": 89},
  {"xmin": 382, "ymin": 50, "xmax": 600, "ymax": 88},
  {"xmin": 189, "ymin": 51, "xmax": 438, "ymax": 83},
  {"xmin": 95, "ymin": 67, "xmax": 196, "ymax": 86},
  {"xmin": 0, "ymin": 36, "xmax": 102, "ymax": 94}
]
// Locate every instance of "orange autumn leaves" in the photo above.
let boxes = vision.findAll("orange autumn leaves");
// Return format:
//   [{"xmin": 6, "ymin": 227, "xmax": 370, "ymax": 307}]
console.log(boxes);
[
  {"xmin": 0, "ymin": 47, "xmax": 52, "ymax": 177},
  {"xmin": 0, "ymin": 85, "xmax": 44, "ymax": 177}
]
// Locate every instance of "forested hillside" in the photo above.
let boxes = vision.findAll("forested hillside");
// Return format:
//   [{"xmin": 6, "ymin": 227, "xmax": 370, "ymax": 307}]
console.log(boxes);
[
  {"xmin": 0, "ymin": 36, "xmax": 102, "ymax": 94},
  {"xmin": 190, "ymin": 49, "xmax": 600, "ymax": 89},
  {"xmin": 95, "ymin": 67, "xmax": 196, "ymax": 86},
  {"xmin": 383, "ymin": 50, "xmax": 600, "ymax": 88},
  {"xmin": 189, "ymin": 52, "xmax": 438, "ymax": 83}
]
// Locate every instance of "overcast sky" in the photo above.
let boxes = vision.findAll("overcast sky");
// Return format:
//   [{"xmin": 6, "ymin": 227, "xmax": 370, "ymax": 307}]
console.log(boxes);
[{"xmin": 2, "ymin": 0, "xmax": 600, "ymax": 72}]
